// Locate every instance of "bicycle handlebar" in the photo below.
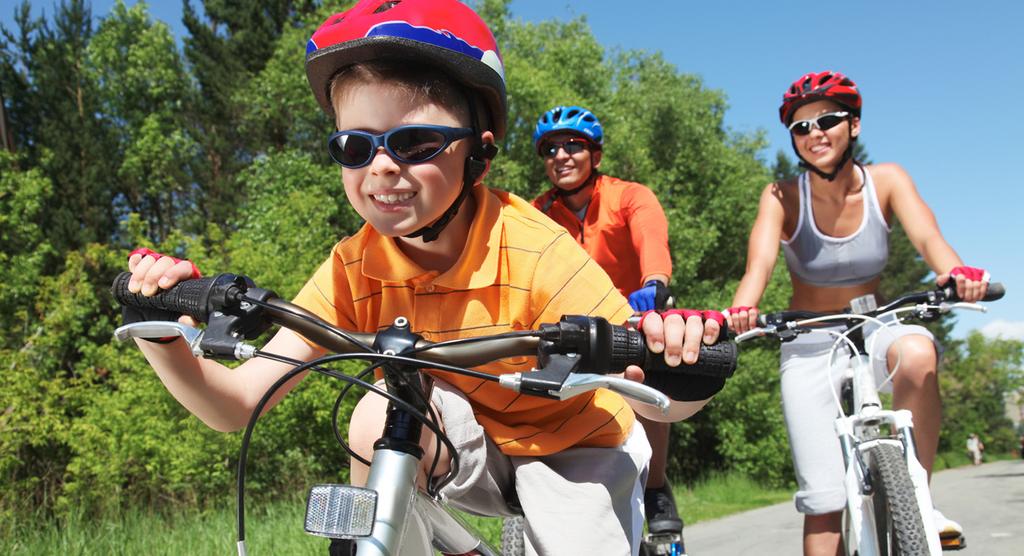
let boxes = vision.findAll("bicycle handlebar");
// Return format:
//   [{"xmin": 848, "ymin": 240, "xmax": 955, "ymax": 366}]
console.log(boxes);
[
  {"xmin": 111, "ymin": 272, "xmax": 738, "ymax": 393},
  {"xmin": 735, "ymin": 282, "xmax": 1006, "ymax": 343}
]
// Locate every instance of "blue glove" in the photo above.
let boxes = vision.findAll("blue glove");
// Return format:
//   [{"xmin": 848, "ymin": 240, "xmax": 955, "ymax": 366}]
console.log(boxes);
[{"xmin": 628, "ymin": 280, "xmax": 671, "ymax": 312}]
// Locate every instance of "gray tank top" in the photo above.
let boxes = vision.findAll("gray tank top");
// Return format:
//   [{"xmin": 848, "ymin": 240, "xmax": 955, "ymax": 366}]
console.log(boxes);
[{"xmin": 781, "ymin": 165, "xmax": 890, "ymax": 287}]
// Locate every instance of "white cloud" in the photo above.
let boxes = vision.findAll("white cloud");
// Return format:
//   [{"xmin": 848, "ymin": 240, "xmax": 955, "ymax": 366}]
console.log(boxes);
[{"xmin": 980, "ymin": 320, "xmax": 1024, "ymax": 341}]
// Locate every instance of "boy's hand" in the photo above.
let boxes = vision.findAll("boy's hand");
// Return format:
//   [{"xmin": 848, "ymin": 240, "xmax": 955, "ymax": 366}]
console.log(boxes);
[
  {"xmin": 125, "ymin": 248, "xmax": 202, "ymax": 328},
  {"xmin": 127, "ymin": 247, "xmax": 201, "ymax": 296},
  {"xmin": 634, "ymin": 309, "xmax": 723, "ymax": 368},
  {"xmin": 624, "ymin": 309, "xmax": 725, "ymax": 421}
]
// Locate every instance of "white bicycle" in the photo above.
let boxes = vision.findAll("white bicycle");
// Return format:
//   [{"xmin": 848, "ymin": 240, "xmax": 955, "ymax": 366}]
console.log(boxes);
[
  {"xmin": 735, "ymin": 282, "xmax": 1004, "ymax": 556},
  {"xmin": 111, "ymin": 272, "xmax": 737, "ymax": 555}
]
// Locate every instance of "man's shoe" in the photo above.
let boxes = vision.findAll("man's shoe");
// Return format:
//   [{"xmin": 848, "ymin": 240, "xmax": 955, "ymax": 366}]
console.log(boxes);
[{"xmin": 644, "ymin": 484, "xmax": 683, "ymax": 534}]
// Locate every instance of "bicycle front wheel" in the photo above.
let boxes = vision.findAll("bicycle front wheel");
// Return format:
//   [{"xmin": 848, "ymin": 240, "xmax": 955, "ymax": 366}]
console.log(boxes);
[{"xmin": 867, "ymin": 443, "xmax": 928, "ymax": 555}]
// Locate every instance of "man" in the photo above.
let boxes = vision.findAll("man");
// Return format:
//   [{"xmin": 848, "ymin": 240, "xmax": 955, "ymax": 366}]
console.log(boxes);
[{"xmin": 531, "ymin": 105, "xmax": 686, "ymax": 550}]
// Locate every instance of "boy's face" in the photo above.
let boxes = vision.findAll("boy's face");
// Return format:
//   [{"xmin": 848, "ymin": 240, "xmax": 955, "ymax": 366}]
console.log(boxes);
[
  {"xmin": 334, "ymin": 81, "xmax": 477, "ymax": 238},
  {"xmin": 541, "ymin": 131, "xmax": 601, "ymax": 192}
]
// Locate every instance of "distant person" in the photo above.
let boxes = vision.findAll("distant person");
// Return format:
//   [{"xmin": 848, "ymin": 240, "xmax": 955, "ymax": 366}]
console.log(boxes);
[
  {"xmin": 724, "ymin": 70, "xmax": 992, "ymax": 554},
  {"xmin": 966, "ymin": 434, "xmax": 984, "ymax": 465}
]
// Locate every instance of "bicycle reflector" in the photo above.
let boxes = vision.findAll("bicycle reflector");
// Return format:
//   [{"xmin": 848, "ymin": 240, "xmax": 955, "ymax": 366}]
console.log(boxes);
[{"xmin": 304, "ymin": 484, "xmax": 377, "ymax": 539}]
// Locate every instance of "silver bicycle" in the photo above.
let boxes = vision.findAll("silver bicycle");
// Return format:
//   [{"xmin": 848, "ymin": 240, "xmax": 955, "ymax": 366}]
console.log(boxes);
[
  {"xmin": 111, "ymin": 272, "xmax": 737, "ymax": 555},
  {"xmin": 735, "ymin": 282, "xmax": 1004, "ymax": 556}
]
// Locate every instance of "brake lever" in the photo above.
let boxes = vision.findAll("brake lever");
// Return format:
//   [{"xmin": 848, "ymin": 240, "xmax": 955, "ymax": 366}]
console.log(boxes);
[
  {"xmin": 114, "ymin": 321, "xmax": 205, "ymax": 358},
  {"xmin": 938, "ymin": 302, "xmax": 987, "ymax": 314},
  {"xmin": 735, "ymin": 326, "xmax": 771, "ymax": 343},
  {"xmin": 498, "ymin": 372, "xmax": 671, "ymax": 414},
  {"xmin": 559, "ymin": 374, "xmax": 671, "ymax": 414}
]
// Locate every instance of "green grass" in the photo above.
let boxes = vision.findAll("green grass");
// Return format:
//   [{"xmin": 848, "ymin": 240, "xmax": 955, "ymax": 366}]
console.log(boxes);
[
  {"xmin": 7, "ymin": 454, "xmax": 1009, "ymax": 553},
  {"xmin": 1, "ymin": 473, "xmax": 789, "ymax": 554},
  {"xmin": 2, "ymin": 497, "xmax": 322, "ymax": 556},
  {"xmin": 675, "ymin": 472, "xmax": 792, "ymax": 525}
]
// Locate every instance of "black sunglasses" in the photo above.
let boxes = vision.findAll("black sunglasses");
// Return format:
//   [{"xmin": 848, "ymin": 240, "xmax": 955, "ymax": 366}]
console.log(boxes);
[
  {"xmin": 539, "ymin": 138, "xmax": 591, "ymax": 158},
  {"xmin": 788, "ymin": 111, "xmax": 850, "ymax": 136},
  {"xmin": 327, "ymin": 125, "xmax": 474, "ymax": 168}
]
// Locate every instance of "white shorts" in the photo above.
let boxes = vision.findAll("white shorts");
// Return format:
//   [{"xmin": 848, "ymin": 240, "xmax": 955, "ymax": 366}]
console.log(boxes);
[
  {"xmin": 779, "ymin": 317, "xmax": 937, "ymax": 514},
  {"xmin": 430, "ymin": 379, "xmax": 652, "ymax": 555}
]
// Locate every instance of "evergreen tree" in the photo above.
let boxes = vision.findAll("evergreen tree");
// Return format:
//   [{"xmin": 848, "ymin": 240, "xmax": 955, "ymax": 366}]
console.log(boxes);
[
  {"xmin": 0, "ymin": 0, "xmax": 118, "ymax": 252},
  {"xmin": 181, "ymin": 0, "xmax": 321, "ymax": 227}
]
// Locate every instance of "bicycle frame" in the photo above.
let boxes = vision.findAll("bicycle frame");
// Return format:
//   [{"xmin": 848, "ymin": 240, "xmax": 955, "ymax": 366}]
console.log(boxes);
[
  {"xmin": 308, "ymin": 318, "xmax": 501, "ymax": 556},
  {"xmin": 335, "ymin": 447, "xmax": 500, "ymax": 556},
  {"xmin": 834, "ymin": 350, "xmax": 941, "ymax": 556}
]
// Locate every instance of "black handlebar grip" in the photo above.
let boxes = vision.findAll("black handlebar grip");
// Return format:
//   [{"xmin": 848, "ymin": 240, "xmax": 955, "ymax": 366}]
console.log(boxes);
[
  {"xmin": 604, "ymin": 323, "xmax": 737, "ymax": 402},
  {"xmin": 111, "ymin": 271, "xmax": 221, "ymax": 323},
  {"xmin": 941, "ymin": 281, "xmax": 1005, "ymax": 303},
  {"xmin": 641, "ymin": 341, "xmax": 737, "ymax": 401},
  {"xmin": 982, "ymin": 282, "xmax": 1005, "ymax": 302},
  {"xmin": 640, "ymin": 339, "xmax": 738, "ymax": 379}
]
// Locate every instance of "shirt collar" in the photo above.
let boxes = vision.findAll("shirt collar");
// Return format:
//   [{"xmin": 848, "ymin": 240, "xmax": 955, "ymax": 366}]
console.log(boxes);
[{"xmin": 360, "ymin": 185, "xmax": 501, "ymax": 290}]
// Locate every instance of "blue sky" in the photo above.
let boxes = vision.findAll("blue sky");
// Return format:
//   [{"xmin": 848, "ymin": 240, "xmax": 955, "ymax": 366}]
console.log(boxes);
[{"xmin": 4, "ymin": 1, "xmax": 1021, "ymax": 339}]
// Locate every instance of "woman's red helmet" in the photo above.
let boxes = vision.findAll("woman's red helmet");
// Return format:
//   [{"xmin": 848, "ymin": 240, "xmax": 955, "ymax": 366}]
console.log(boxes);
[
  {"xmin": 305, "ymin": 0, "xmax": 507, "ymax": 138},
  {"xmin": 779, "ymin": 71, "xmax": 862, "ymax": 125}
]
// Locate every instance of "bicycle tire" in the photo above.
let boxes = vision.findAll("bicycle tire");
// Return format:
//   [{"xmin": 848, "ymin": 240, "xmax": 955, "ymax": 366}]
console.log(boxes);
[
  {"xmin": 867, "ymin": 443, "xmax": 928, "ymax": 556},
  {"xmin": 501, "ymin": 516, "xmax": 525, "ymax": 556}
]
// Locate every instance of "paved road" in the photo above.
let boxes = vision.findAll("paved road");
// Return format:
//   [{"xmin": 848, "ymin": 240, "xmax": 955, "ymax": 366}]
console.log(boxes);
[{"xmin": 684, "ymin": 459, "xmax": 1024, "ymax": 555}]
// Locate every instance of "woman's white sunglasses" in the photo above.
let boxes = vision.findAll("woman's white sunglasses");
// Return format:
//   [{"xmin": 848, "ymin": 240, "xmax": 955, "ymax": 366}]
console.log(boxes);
[{"xmin": 788, "ymin": 111, "xmax": 850, "ymax": 136}]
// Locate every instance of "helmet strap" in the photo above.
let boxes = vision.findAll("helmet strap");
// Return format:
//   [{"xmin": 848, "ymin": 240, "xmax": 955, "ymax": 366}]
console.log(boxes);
[
  {"xmin": 403, "ymin": 95, "xmax": 496, "ymax": 243},
  {"xmin": 556, "ymin": 169, "xmax": 599, "ymax": 198},
  {"xmin": 792, "ymin": 127, "xmax": 856, "ymax": 182},
  {"xmin": 555, "ymin": 150, "xmax": 602, "ymax": 198}
]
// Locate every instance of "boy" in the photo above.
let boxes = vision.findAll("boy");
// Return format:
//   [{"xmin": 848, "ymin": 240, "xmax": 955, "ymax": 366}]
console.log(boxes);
[
  {"xmin": 531, "ymin": 106, "xmax": 684, "ymax": 542},
  {"xmin": 124, "ymin": 1, "xmax": 725, "ymax": 553}
]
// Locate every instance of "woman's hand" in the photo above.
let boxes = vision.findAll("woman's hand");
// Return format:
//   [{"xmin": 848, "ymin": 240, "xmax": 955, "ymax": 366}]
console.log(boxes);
[
  {"xmin": 936, "ymin": 265, "xmax": 990, "ymax": 303},
  {"xmin": 724, "ymin": 306, "xmax": 759, "ymax": 334}
]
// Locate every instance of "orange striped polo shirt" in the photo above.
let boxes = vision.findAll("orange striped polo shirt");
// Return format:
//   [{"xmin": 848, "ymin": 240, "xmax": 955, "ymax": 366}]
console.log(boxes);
[
  {"xmin": 532, "ymin": 174, "xmax": 673, "ymax": 295},
  {"xmin": 291, "ymin": 185, "xmax": 635, "ymax": 456}
]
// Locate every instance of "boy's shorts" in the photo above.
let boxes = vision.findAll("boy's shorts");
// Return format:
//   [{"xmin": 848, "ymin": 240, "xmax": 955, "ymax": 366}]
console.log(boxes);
[
  {"xmin": 778, "ymin": 316, "xmax": 938, "ymax": 515},
  {"xmin": 430, "ymin": 379, "xmax": 652, "ymax": 555}
]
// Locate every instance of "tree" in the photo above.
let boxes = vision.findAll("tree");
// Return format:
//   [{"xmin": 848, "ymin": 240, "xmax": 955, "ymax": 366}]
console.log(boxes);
[
  {"xmin": 87, "ymin": 1, "xmax": 199, "ymax": 242},
  {"xmin": 939, "ymin": 333, "xmax": 1024, "ymax": 455},
  {"xmin": 181, "ymin": 0, "xmax": 322, "ymax": 227},
  {"xmin": 0, "ymin": 0, "xmax": 119, "ymax": 252}
]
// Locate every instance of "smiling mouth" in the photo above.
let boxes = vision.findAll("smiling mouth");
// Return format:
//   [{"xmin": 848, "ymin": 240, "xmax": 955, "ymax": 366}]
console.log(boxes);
[{"xmin": 371, "ymin": 192, "xmax": 416, "ymax": 205}]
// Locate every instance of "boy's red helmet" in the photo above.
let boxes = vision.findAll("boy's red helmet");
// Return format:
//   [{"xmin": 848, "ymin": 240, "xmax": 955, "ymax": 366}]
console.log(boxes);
[
  {"xmin": 305, "ymin": 0, "xmax": 507, "ymax": 138},
  {"xmin": 779, "ymin": 71, "xmax": 862, "ymax": 125}
]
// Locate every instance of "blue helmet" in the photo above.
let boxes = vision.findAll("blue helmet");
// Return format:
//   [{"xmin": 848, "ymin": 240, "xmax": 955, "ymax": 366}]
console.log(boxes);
[{"xmin": 532, "ymin": 106, "xmax": 603, "ymax": 152}]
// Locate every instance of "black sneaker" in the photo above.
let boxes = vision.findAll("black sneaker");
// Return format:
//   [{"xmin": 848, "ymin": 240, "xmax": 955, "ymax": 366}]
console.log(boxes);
[{"xmin": 644, "ymin": 484, "xmax": 683, "ymax": 534}]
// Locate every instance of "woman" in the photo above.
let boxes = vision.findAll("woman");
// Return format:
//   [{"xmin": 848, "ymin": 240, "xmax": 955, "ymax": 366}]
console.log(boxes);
[{"xmin": 725, "ymin": 71, "xmax": 990, "ymax": 555}]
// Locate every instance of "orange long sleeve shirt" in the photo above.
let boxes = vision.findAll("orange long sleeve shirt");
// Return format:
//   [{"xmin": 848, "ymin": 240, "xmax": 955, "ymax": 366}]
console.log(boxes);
[{"xmin": 532, "ymin": 174, "xmax": 673, "ymax": 296}]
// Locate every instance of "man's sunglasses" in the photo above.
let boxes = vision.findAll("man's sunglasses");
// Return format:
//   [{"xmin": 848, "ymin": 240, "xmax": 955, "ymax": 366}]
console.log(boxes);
[
  {"xmin": 327, "ymin": 125, "xmax": 474, "ymax": 168},
  {"xmin": 788, "ymin": 111, "xmax": 850, "ymax": 136},
  {"xmin": 539, "ymin": 138, "xmax": 591, "ymax": 158}
]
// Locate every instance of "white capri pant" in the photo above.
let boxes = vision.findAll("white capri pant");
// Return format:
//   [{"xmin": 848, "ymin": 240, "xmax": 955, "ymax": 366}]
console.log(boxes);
[{"xmin": 779, "ymin": 317, "xmax": 938, "ymax": 515}]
